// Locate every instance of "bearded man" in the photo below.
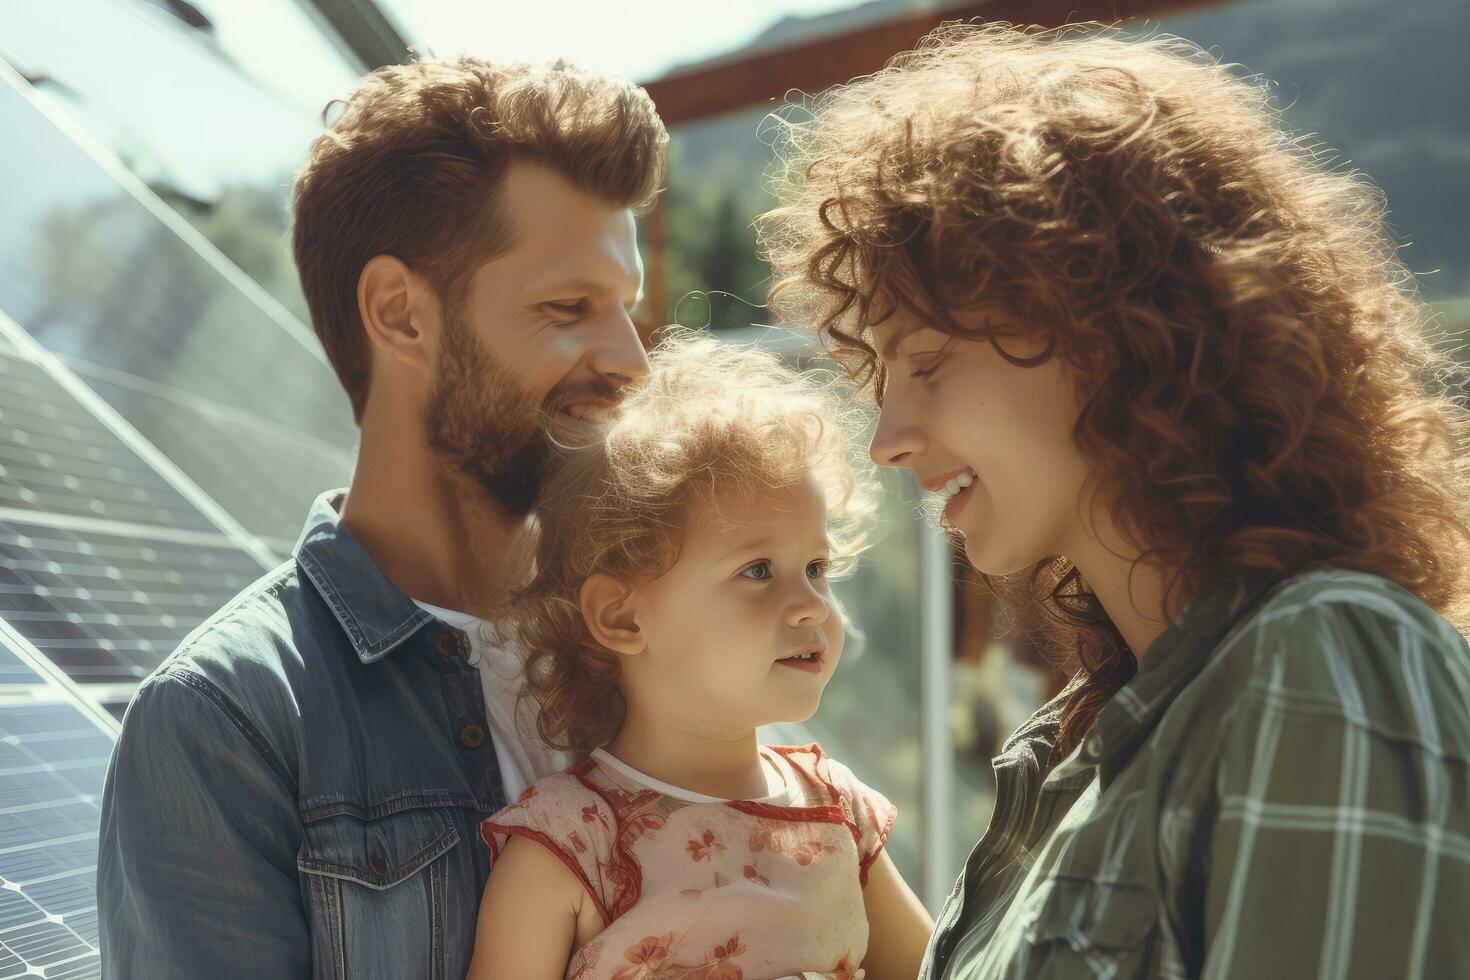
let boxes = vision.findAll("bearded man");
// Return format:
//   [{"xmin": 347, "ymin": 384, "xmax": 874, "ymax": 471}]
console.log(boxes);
[{"xmin": 98, "ymin": 57, "xmax": 667, "ymax": 979}]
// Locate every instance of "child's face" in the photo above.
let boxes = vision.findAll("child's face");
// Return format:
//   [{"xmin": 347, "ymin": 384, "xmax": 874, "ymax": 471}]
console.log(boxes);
[{"xmin": 624, "ymin": 470, "xmax": 845, "ymax": 732}]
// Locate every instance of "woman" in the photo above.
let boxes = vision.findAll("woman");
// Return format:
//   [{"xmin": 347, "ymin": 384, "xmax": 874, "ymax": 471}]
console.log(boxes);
[{"xmin": 759, "ymin": 22, "xmax": 1470, "ymax": 979}]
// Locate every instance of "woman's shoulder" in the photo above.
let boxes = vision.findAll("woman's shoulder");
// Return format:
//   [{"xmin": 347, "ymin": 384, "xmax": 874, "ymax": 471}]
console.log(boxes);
[
  {"xmin": 1236, "ymin": 567, "xmax": 1468, "ymax": 667},
  {"xmin": 1261, "ymin": 567, "xmax": 1462, "ymax": 631},
  {"xmin": 1205, "ymin": 566, "xmax": 1470, "ymax": 762}
]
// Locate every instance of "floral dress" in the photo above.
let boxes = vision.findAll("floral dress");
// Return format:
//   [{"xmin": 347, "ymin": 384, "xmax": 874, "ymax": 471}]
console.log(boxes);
[{"xmin": 480, "ymin": 743, "xmax": 896, "ymax": 980}]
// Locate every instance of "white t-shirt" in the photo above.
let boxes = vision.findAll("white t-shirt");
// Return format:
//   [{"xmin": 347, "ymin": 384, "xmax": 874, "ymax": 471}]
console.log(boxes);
[{"xmin": 411, "ymin": 600, "xmax": 579, "ymax": 803}]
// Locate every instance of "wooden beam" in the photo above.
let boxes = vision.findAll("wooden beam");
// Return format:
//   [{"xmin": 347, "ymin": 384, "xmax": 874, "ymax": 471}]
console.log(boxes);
[{"xmin": 642, "ymin": 0, "xmax": 1234, "ymax": 127}]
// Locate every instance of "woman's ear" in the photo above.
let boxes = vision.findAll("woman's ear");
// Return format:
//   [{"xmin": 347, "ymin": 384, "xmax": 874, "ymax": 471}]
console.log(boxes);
[{"xmin": 579, "ymin": 573, "xmax": 645, "ymax": 657}]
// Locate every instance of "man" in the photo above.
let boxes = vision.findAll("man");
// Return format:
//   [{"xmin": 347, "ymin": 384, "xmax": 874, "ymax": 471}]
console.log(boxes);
[{"xmin": 98, "ymin": 57, "xmax": 667, "ymax": 977}]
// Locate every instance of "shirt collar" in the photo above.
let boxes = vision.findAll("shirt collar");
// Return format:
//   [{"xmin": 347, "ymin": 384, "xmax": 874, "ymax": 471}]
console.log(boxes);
[
  {"xmin": 293, "ymin": 488, "xmax": 434, "ymax": 665},
  {"xmin": 1084, "ymin": 565, "xmax": 1299, "ymax": 788}
]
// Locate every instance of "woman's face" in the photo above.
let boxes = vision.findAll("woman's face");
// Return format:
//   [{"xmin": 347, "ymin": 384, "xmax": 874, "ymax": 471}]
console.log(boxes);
[{"xmin": 866, "ymin": 309, "xmax": 1093, "ymax": 576}]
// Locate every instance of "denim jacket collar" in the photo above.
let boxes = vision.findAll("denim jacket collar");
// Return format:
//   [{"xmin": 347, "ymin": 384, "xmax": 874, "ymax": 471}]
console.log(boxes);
[{"xmin": 293, "ymin": 488, "xmax": 434, "ymax": 665}]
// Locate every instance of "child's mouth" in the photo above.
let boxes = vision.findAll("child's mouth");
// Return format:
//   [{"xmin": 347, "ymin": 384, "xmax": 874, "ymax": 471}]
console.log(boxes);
[{"xmin": 776, "ymin": 645, "xmax": 825, "ymax": 673}]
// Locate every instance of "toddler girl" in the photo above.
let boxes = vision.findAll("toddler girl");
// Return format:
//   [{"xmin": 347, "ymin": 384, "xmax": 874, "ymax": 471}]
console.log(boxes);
[{"xmin": 466, "ymin": 333, "xmax": 933, "ymax": 979}]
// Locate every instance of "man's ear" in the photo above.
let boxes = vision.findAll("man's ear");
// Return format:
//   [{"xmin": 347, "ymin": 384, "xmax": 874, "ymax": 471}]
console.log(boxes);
[
  {"xmin": 358, "ymin": 254, "xmax": 436, "ymax": 377},
  {"xmin": 579, "ymin": 573, "xmax": 645, "ymax": 657}
]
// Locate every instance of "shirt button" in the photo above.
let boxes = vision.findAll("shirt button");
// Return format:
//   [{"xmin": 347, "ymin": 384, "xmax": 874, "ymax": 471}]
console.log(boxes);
[
  {"xmin": 368, "ymin": 852, "xmax": 388, "ymax": 876},
  {"xmin": 459, "ymin": 723, "xmax": 486, "ymax": 749},
  {"xmin": 435, "ymin": 632, "xmax": 458, "ymax": 658},
  {"xmin": 1083, "ymin": 733, "xmax": 1104, "ymax": 759}
]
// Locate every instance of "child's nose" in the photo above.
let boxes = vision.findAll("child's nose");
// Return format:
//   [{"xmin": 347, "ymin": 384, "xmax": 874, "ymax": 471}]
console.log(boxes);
[{"xmin": 787, "ymin": 585, "xmax": 830, "ymax": 626}]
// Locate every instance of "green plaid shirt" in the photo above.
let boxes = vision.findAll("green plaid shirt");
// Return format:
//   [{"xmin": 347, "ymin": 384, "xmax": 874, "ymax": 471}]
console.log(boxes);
[{"xmin": 923, "ymin": 567, "xmax": 1470, "ymax": 979}]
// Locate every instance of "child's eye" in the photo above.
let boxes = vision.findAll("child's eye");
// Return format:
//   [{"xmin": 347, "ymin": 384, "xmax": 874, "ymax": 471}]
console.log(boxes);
[
  {"xmin": 740, "ymin": 561, "xmax": 772, "ymax": 581},
  {"xmin": 807, "ymin": 560, "xmax": 829, "ymax": 580}
]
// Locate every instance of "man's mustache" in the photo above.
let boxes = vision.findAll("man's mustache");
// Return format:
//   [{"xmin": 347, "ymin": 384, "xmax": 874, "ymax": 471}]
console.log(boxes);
[{"xmin": 540, "ymin": 376, "xmax": 627, "ymax": 416}]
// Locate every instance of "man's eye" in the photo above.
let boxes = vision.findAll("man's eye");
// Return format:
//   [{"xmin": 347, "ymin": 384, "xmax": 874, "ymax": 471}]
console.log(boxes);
[{"xmin": 740, "ymin": 562, "xmax": 772, "ymax": 581}]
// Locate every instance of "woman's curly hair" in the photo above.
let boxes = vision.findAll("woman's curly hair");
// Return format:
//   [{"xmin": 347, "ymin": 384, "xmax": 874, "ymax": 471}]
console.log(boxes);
[
  {"xmin": 508, "ymin": 330, "xmax": 878, "ymax": 752},
  {"xmin": 757, "ymin": 22, "xmax": 1470, "ymax": 761}
]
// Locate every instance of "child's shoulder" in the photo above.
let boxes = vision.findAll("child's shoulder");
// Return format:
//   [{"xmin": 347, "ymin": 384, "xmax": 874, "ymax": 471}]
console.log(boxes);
[
  {"xmin": 762, "ymin": 742, "xmax": 880, "ymax": 803},
  {"xmin": 764, "ymin": 743, "xmax": 898, "ymax": 880},
  {"xmin": 497, "ymin": 757, "xmax": 605, "ymax": 813}
]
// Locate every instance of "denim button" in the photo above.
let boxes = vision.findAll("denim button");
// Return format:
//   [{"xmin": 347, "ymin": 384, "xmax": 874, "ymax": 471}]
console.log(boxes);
[
  {"xmin": 368, "ymin": 852, "xmax": 388, "ymax": 876},
  {"xmin": 435, "ymin": 632, "xmax": 459, "ymax": 658},
  {"xmin": 459, "ymin": 723, "xmax": 486, "ymax": 749}
]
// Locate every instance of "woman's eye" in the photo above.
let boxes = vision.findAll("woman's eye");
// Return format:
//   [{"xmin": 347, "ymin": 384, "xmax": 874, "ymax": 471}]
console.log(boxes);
[
  {"xmin": 908, "ymin": 348, "xmax": 951, "ymax": 380},
  {"xmin": 806, "ymin": 560, "xmax": 829, "ymax": 580},
  {"xmin": 546, "ymin": 300, "xmax": 588, "ymax": 317},
  {"xmin": 740, "ymin": 562, "xmax": 772, "ymax": 581}
]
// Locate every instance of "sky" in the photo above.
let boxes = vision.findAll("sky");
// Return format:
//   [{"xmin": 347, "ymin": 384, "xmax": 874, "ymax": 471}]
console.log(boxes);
[{"xmin": 382, "ymin": 0, "xmax": 868, "ymax": 83}]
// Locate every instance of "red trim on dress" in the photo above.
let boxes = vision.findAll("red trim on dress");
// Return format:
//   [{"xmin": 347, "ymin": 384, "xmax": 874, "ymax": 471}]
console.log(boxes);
[
  {"xmin": 767, "ymin": 743, "xmax": 896, "ymax": 889},
  {"xmin": 764, "ymin": 743, "xmax": 836, "ymax": 802},
  {"xmin": 572, "ymin": 768, "xmax": 653, "ymax": 922},
  {"xmin": 857, "ymin": 799, "xmax": 898, "ymax": 888}
]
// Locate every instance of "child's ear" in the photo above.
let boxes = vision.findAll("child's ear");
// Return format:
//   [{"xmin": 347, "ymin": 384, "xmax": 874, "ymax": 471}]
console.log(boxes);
[{"xmin": 579, "ymin": 573, "xmax": 645, "ymax": 656}]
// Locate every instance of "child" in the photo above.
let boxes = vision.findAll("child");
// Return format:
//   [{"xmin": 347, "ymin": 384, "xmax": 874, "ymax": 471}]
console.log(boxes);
[{"xmin": 466, "ymin": 332, "xmax": 934, "ymax": 979}]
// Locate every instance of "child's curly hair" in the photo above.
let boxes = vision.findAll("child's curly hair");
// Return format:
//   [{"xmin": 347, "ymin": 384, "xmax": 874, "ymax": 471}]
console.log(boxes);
[
  {"xmin": 508, "ymin": 330, "xmax": 878, "ymax": 752},
  {"xmin": 757, "ymin": 22, "xmax": 1470, "ymax": 760}
]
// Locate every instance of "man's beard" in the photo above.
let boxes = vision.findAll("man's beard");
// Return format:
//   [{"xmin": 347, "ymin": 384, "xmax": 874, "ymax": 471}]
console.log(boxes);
[{"xmin": 425, "ymin": 309, "xmax": 614, "ymax": 519}]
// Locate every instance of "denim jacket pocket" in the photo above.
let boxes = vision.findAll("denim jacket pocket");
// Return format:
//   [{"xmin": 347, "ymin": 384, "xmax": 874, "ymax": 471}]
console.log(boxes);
[{"xmin": 299, "ymin": 807, "xmax": 461, "ymax": 980}]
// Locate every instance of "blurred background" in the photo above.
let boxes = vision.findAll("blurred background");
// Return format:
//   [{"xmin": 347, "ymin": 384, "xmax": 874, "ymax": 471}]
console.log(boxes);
[{"xmin": 0, "ymin": 0, "xmax": 1465, "ymax": 974}]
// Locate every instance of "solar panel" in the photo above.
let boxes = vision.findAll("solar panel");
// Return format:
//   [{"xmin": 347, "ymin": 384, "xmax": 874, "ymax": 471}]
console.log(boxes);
[
  {"xmin": 0, "ymin": 26, "xmax": 352, "ymax": 980},
  {"xmin": 0, "ymin": 332, "xmax": 273, "ymax": 696},
  {"xmin": 0, "ymin": 349, "xmax": 220, "ymax": 534},
  {"xmin": 0, "ymin": 519, "xmax": 263, "ymax": 688},
  {"xmin": 78, "ymin": 372, "xmax": 353, "ymax": 549},
  {"xmin": 0, "ymin": 633, "xmax": 114, "ymax": 980},
  {"xmin": 0, "ymin": 66, "xmax": 356, "ymax": 552}
]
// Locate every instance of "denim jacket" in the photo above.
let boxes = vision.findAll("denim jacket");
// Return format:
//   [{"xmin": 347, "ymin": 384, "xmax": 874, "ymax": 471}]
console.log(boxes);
[{"xmin": 98, "ymin": 490, "xmax": 506, "ymax": 979}]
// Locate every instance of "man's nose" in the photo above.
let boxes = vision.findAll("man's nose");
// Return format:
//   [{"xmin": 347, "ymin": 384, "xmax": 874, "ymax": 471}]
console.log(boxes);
[{"xmin": 591, "ymin": 308, "xmax": 650, "ymax": 387}]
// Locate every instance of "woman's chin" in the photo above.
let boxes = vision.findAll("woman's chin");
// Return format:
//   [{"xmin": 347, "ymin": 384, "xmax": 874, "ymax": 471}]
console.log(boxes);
[{"xmin": 962, "ymin": 536, "xmax": 1036, "ymax": 578}]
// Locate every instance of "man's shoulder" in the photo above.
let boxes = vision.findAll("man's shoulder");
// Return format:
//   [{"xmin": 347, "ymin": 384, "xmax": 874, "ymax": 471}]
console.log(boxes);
[
  {"xmin": 133, "ymin": 556, "xmax": 339, "ymax": 732},
  {"xmin": 1205, "ymin": 567, "xmax": 1470, "ymax": 762}
]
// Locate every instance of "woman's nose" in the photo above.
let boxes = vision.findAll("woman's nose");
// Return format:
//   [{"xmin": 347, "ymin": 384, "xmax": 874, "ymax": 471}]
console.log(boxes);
[{"xmin": 869, "ymin": 404, "xmax": 926, "ymax": 468}]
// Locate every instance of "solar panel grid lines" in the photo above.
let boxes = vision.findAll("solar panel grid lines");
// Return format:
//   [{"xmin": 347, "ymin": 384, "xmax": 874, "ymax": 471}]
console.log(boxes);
[
  {"xmin": 0, "ymin": 350, "xmax": 219, "ymax": 534},
  {"xmin": 0, "ymin": 633, "xmax": 117, "ymax": 980},
  {"xmin": 0, "ymin": 519, "xmax": 265, "ymax": 688},
  {"xmin": 0, "ymin": 313, "xmax": 281, "ymax": 572},
  {"xmin": 0, "ymin": 40, "xmax": 360, "ymax": 980}
]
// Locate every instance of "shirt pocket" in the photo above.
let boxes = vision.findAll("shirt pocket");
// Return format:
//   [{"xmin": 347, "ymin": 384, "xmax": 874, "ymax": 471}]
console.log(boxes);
[
  {"xmin": 1022, "ymin": 876, "xmax": 1159, "ymax": 973},
  {"xmin": 298, "ymin": 807, "xmax": 461, "ymax": 980}
]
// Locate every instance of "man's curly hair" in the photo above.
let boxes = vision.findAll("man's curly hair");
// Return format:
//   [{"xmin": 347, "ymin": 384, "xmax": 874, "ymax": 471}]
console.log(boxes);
[{"xmin": 758, "ymin": 22, "xmax": 1470, "ymax": 761}]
